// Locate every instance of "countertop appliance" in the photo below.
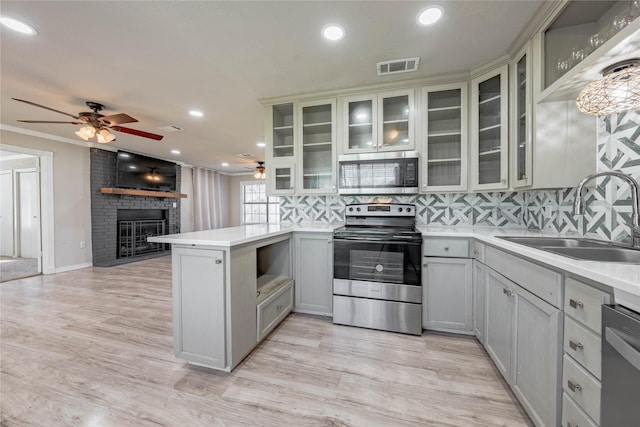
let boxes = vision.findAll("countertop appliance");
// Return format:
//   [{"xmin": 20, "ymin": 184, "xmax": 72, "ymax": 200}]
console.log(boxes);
[
  {"xmin": 601, "ymin": 304, "xmax": 640, "ymax": 426},
  {"xmin": 332, "ymin": 203, "xmax": 422, "ymax": 335},
  {"xmin": 338, "ymin": 151, "xmax": 419, "ymax": 195}
]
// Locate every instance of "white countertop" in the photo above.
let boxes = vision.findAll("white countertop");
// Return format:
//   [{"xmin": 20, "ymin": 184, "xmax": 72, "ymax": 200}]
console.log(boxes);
[
  {"xmin": 150, "ymin": 223, "xmax": 639, "ymax": 312},
  {"xmin": 418, "ymin": 226, "xmax": 640, "ymax": 313},
  {"xmin": 148, "ymin": 223, "xmax": 341, "ymax": 247}
]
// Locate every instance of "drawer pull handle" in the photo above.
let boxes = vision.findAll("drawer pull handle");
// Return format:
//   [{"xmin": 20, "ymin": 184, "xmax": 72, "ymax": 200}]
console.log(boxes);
[
  {"xmin": 567, "ymin": 380, "xmax": 582, "ymax": 392},
  {"xmin": 569, "ymin": 299, "xmax": 584, "ymax": 309},
  {"xmin": 569, "ymin": 340, "xmax": 584, "ymax": 351},
  {"xmin": 215, "ymin": 259, "xmax": 222, "ymax": 264},
  {"xmin": 444, "ymin": 247, "xmax": 449, "ymax": 251},
  {"xmin": 502, "ymin": 288, "xmax": 513, "ymax": 297}
]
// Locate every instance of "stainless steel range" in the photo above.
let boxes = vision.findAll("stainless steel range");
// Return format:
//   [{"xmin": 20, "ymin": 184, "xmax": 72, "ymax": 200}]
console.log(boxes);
[{"xmin": 332, "ymin": 203, "xmax": 422, "ymax": 335}]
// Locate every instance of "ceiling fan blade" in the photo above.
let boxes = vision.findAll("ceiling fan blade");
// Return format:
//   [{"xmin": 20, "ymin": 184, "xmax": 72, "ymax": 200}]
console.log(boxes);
[
  {"xmin": 12, "ymin": 98, "xmax": 80, "ymax": 119},
  {"xmin": 112, "ymin": 126, "xmax": 164, "ymax": 141},
  {"xmin": 17, "ymin": 120, "xmax": 84, "ymax": 124},
  {"xmin": 98, "ymin": 113, "xmax": 138, "ymax": 126}
]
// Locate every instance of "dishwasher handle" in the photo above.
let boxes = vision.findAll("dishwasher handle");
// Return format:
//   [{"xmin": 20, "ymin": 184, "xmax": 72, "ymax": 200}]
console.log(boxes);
[{"xmin": 605, "ymin": 326, "xmax": 640, "ymax": 372}]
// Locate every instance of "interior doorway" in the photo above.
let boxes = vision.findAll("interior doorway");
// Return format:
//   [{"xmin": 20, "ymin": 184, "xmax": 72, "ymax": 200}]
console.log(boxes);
[{"xmin": 0, "ymin": 149, "xmax": 42, "ymax": 282}]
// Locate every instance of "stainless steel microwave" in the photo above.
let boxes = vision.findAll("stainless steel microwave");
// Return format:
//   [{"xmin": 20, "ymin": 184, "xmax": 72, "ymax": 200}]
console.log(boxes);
[{"xmin": 338, "ymin": 151, "xmax": 419, "ymax": 194}]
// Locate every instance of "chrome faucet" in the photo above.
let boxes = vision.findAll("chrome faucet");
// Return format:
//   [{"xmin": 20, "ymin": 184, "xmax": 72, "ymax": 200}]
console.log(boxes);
[{"xmin": 573, "ymin": 171, "xmax": 640, "ymax": 248}]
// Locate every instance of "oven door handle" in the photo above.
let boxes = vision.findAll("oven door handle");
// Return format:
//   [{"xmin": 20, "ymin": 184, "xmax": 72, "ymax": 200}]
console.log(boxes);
[
  {"xmin": 605, "ymin": 327, "xmax": 640, "ymax": 372},
  {"xmin": 333, "ymin": 237, "xmax": 421, "ymax": 245}
]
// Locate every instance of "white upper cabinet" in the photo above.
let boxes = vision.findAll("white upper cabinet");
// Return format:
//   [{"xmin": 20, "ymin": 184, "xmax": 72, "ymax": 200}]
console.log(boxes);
[
  {"xmin": 296, "ymin": 98, "xmax": 337, "ymax": 194},
  {"xmin": 511, "ymin": 44, "xmax": 532, "ymax": 188},
  {"xmin": 471, "ymin": 64, "xmax": 509, "ymax": 191},
  {"xmin": 421, "ymin": 82, "xmax": 468, "ymax": 192},
  {"xmin": 269, "ymin": 103, "xmax": 295, "ymax": 159},
  {"xmin": 265, "ymin": 102, "xmax": 296, "ymax": 195},
  {"xmin": 341, "ymin": 89, "xmax": 415, "ymax": 154}
]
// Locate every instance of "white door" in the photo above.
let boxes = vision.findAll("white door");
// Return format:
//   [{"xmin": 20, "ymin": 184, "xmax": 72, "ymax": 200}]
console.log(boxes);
[
  {"xmin": 17, "ymin": 169, "xmax": 41, "ymax": 267},
  {"xmin": 0, "ymin": 171, "xmax": 14, "ymax": 256}
]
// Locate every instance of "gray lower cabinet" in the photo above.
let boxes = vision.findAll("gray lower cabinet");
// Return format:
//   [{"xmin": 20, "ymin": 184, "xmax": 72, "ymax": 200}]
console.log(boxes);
[
  {"xmin": 484, "ymin": 260, "xmax": 562, "ymax": 427},
  {"xmin": 472, "ymin": 260, "xmax": 486, "ymax": 343},
  {"xmin": 512, "ymin": 283, "xmax": 562, "ymax": 427},
  {"xmin": 422, "ymin": 257, "xmax": 473, "ymax": 333},
  {"xmin": 172, "ymin": 246, "xmax": 226, "ymax": 369},
  {"xmin": 485, "ymin": 268, "xmax": 515, "ymax": 379},
  {"xmin": 293, "ymin": 232, "xmax": 333, "ymax": 316}
]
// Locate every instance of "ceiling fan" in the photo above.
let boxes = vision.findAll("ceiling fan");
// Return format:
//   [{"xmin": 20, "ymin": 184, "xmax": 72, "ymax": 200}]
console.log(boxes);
[{"xmin": 12, "ymin": 98, "xmax": 164, "ymax": 143}]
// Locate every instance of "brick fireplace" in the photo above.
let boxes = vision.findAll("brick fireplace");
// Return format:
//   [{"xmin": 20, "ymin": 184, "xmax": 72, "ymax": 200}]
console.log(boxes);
[{"xmin": 90, "ymin": 148, "xmax": 181, "ymax": 267}]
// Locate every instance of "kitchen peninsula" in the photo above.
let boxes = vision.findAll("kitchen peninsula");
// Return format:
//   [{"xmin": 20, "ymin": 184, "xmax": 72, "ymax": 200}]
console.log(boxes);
[{"xmin": 148, "ymin": 223, "xmax": 337, "ymax": 371}]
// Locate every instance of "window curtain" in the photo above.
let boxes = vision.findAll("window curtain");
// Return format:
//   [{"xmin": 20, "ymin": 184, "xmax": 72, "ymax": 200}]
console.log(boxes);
[{"xmin": 192, "ymin": 167, "xmax": 223, "ymax": 231}]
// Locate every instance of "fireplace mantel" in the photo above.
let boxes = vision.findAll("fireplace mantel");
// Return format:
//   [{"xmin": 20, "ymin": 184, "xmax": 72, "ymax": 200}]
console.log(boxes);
[{"xmin": 100, "ymin": 187, "xmax": 187, "ymax": 198}]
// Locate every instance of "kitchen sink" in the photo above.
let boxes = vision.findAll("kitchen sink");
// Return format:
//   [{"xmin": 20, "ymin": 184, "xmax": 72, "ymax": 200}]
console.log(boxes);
[
  {"xmin": 542, "ymin": 247, "xmax": 640, "ymax": 263},
  {"xmin": 498, "ymin": 236, "xmax": 610, "ymax": 248},
  {"xmin": 499, "ymin": 236, "xmax": 640, "ymax": 264}
]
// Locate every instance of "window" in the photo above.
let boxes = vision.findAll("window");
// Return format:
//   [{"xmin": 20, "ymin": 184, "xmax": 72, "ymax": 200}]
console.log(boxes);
[{"xmin": 241, "ymin": 182, "xmax": 280, "ymax": 224}]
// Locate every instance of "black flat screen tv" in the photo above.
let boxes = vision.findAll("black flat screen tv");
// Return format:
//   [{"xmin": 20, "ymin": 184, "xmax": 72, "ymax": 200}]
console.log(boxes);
[{"xmin": 116, "ymin": 151, "xmax": 177, "ymax": 192}]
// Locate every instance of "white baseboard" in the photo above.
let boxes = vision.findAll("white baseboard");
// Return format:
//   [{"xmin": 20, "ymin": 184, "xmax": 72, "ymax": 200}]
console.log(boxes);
[{"xmin": 53, "ymin": 262, "xmax": 93, "ymax": 274}]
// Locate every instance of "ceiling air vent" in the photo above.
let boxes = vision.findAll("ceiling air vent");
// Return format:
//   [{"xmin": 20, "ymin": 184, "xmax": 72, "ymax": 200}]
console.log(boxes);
[
  {"xmin": 234, "ymin": 153, "xmax": 255, "ymax": 159},
  {"xmin": 377, "ymin": 57, "xmax": 421, "ymax": 76},
  {"xmin": 158, "ymin": 125, "xmax": 184, "ymax": 132}
]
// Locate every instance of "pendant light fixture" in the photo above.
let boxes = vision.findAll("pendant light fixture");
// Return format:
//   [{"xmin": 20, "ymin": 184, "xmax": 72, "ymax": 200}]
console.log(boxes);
[
  {"xmin": 254, "ymin": 161, "xmax": 266, "ymax": 180},
  {"xmin": 576, "ymin": 59, "xmax": 640, "ymax": 115}
]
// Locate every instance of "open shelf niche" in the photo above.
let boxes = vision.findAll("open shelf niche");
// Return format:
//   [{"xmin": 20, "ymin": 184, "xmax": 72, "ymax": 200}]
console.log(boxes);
[{"xmin": 256, "ymin": 238, "xmax": 292, "ymax": 303}]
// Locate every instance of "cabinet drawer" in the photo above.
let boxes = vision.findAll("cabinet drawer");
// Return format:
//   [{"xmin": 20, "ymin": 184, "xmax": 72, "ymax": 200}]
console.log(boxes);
[
  {"xmin": 562, "ymin": 393, "xmax": 598, "ymax": 427},
  {"xmin": 257, "ymin": 280, "xmax": 293, "ymax": 342},
  {"xmin": 423, "ymin": 238, "xmax": 469, "ymax": 258},
  {"xmin": 564, "ymin": 315, "xmax": 602, "ymax": 380},
  {"xmin": 562, "ymin": 355, "xmax": 601, "ymax": 423},
  {"xmin": 485, "ymin": 246, "xmax": 563, "ymax": 308},
  {"xmin": 565, "ymin": 277, "xmax": 611, "ymax": 334},
  {"xmin": 472, "ymin": 241, "xmax": 485, "ymax": 263}
]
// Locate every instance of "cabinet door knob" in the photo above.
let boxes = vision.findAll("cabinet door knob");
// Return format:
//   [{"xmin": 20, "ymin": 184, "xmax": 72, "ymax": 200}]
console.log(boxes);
[
  {"xmin": 444, "ymin": 247, "xmax": 449, "ymax": 251},
  {"xmin": 569, "ymin": 340, "xmax": 584, "ymax": 351},
  {"xmin": 569, "ymin": 299, "xmax": 584, "ymax": 309},
  {"xmin": 567, "ymin": 380, "xmax": 582, "ymax": 392},
  {"xmin": 215, "ymin": 259, "xmax": 222, "ymax": 264}
]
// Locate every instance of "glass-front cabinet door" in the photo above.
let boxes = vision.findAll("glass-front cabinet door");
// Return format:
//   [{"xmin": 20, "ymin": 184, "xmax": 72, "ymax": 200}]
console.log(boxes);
[
  {"xmin": 268, "ymin": 162, "xmax": 295, "ymax": 196},
  {"xmin": 270, "ymin": 103, "xmax": 295, "ymax": 158},
  {"xmin": 511, "ymin": 46, "xmax": 532, "ymax": 188},
  {"xmin": 471, "ymin": 64, "xmax": 509, "ymax": 191},
  {"xmin": 296, "ymin": 98, "xmax": 336, "ymax": 194},
  {"xmin": 421, "ymin": 83, "xmax": 468, "ymax": 192},
  {"xmin": 342, "ymin": 94, "xmax": 377, "ymax": 153},
  {"xmin": 341, "ymin": 89, "xmax": 414, "ymax": 154},
  {"xmin": 378, "ymin": 89, "xmax": 414, "ymax": 152}
]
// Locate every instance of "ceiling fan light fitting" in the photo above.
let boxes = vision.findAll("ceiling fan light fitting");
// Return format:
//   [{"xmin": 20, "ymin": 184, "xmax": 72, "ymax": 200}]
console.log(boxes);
[
  {"xmin": 254, "ymin": 161, "xmax": 266, "ymax": 180},
  {"xmin": 96, "ymin": 128, "xmax": 116, "ymax": 144},
  {"xmin": 75, "ymin": 126, "xmax": 96, "ymax": 141}
]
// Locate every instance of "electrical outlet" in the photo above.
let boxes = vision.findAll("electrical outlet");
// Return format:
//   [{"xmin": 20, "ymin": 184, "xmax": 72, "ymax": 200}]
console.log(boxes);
[
  {"xmin": 80, "ymin": 241, "xmax": 86, "ymax": 248},
  {"xmin": 173, "ymin": 202, "xmax": 177, "ymax": 208}
]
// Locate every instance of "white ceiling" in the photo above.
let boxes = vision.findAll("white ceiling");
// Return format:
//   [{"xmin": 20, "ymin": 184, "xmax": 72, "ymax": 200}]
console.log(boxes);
[{"xmin": 0, "ymin": 0, "xmax": 544, "ymax": 173}]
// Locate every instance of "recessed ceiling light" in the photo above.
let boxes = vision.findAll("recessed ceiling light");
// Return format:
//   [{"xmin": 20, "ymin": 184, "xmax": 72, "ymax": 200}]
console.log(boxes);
[
  {"xmin": 322, "ymin": 24, "xmax": 345, "ymax": 41},
  {"xmin": 0, "ymin": 16, "xmax": 37, "ymax": 35},
  {"xmin": 416, "ymin": 5, "xmax": 445, "ymax": 26},
  {"xmin": 221, "ymin": 162, "xmax": 229, "ymax": 167},
  {"xmin": 171, "ymin": 149, "xmax": 181, "ymax": 155},
  {"xmin": 256, "ymin": 142, "xmax": 266, "ymax": 148},
  {"xmin": 189, "ymin": 110, "xmax": 204, "ymax": 117}
]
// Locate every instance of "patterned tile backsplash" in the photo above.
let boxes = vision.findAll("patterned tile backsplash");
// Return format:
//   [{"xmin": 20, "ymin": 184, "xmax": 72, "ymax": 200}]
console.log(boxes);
[{"xmin": 281, "ymin": 110, "xmax": 640, "ymax": 244}]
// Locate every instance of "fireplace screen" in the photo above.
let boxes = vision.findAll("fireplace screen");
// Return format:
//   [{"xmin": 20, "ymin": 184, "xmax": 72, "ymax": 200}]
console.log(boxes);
[{"xmin": 118, "ymin": 220, "xmax": 166, "ymax": 258}]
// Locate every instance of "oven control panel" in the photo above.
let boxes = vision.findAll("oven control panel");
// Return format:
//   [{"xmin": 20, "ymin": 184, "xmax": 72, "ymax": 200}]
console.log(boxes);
[{"xmin": 345, "ymin": 203, "xmax": 415, "ymax": 217}]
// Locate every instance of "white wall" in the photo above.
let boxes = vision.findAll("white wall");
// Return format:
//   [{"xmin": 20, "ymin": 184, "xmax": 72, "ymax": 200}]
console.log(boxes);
[{"xmin": 0, "ymin": 129, "xmax": 93, "ymax": 270}]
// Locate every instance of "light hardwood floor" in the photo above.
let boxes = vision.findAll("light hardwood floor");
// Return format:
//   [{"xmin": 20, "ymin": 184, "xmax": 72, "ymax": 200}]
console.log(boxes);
[{"xmin": 1, "ymin": 256, "xmax": 532, "ymax": 426}]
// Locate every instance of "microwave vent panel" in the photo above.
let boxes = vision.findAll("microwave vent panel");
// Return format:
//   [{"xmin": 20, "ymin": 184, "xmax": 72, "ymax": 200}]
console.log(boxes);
[{"xmin": 377, "ymin": 57, "xmax": 420, "ymax": 76}]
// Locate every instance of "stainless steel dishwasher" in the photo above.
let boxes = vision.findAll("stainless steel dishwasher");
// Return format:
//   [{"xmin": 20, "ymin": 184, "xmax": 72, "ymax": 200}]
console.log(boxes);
[{"xmin": 601, "ymin": 304, "xmax": 640, "ymax": 426}]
